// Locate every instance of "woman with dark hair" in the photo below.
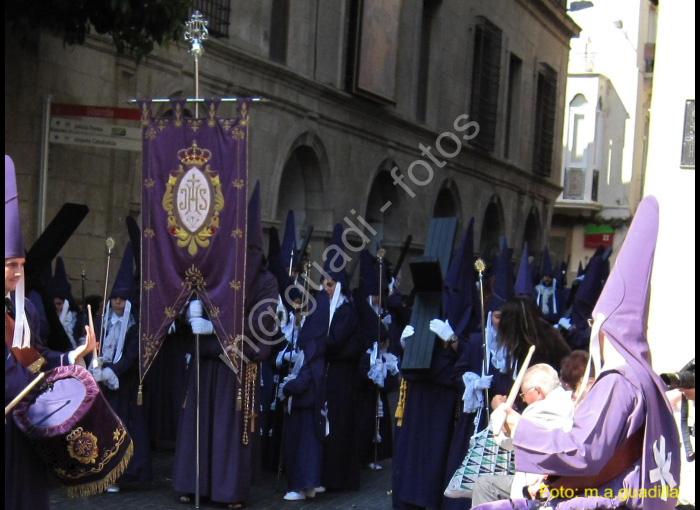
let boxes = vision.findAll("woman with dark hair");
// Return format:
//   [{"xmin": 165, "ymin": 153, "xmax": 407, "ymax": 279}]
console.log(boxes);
[{"xmin": 496, "ymin": 295, "xmax": 571, "ymax": 374}]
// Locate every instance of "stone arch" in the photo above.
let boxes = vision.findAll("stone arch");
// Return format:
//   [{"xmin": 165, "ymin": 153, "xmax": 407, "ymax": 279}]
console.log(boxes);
[
  {"xmin": 479, "ymin": 194, "xmax": 505, "ymax": 261},
  {"xmin": 273, "ymin": 131, "xmax": 332, "ymax": 233},
  {"xmin": 364, "ymin": 159, "xmax": 403, "ymax": 250},
  {"xmin": 433, "ymin": 178, "xmax": 462, "ymax": 229}
]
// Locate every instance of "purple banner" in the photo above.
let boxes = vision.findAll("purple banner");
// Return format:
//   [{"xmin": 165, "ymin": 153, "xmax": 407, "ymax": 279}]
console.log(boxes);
[{"xmin": 138, "ymin": 99, "xmax": 250, "ymax": 380}]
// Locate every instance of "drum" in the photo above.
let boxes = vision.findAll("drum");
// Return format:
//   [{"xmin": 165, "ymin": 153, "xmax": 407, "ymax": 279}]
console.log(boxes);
[{"xmin": 12, "ymin": 364, "xmax": 133, "ymax": 498}]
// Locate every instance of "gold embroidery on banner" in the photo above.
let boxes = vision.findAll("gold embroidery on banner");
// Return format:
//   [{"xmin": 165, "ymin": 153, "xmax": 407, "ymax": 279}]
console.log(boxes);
[
  {"xmin": 162, "ymin": 141, "xmax": 225, "ymax": 256},
  {"xmin": 141, "ymin": 333, "xmax": 156, "ymax": 368},
  {"xmin": 208, "ymin": 103, "xmax": 217, "ymax": 127},
  {"xmin": 208, "ymin": 306, "xmax": 220, "ymax": 318},
  {"xmin": 173, "ymin": 103, "xmax": 183, "ymax": 127},
  {"xmin": 239, "ymin": 102, "xmax": 249, "ymax": 127},
  {"xmin": 229, "ymin": 280, "xmax": 242, "ymax": 291},
  {"xmin": 145, "ymin": 126, "xmax": 158, "ymax": 140},
  {"xmin": 144, "ymin": 178, "xmax": 155, "ymax": 188},
  {"xmin": 164, "ymin": 307, "xmax": 177, "ymax": 319},
  {"xmin": 231, "ymin": 229, "xmax": 243, "ymax": 239},
  {"xmin": 232, "ymin": 127, "xmax": 245, "ymax": 140},
  {"xmin": 157, "ymin": 119, "xmax": 169, "ymax": 131},
  {"xmin": 141, "ymin": 103, "xmax": 150, "ymax": 127},
  {"xmin": 143, "ymin": 228, "xmax": 155, "ymax": 238},
  {"xmin": 187, "ymin": 119, "xmax": 203, "ymax": 132},
  {"xmin": 143, "ymin": 280, "xmax": 155, "ymax": 291},
  {"xmin": 232, "ymin": 179, "xmax": 245, "ymax": 189},
  {"xmin": 184, "ymin": 265, "xmax": 206, "ymax": 290}
]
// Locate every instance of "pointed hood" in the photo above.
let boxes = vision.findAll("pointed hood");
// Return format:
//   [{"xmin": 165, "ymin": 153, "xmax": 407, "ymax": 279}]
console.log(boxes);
[
  {"xmin": 514, "ymin": 243, "xmax": 536, "ymax": 299},
  {"xmin": 358, "ymin": 249, "xmax": 389, "ymax": 298},
  {"xmin": 570, "ymin": 252, "xmax": 606, "ymax": 328},
  {"xmin": 322, "ymin": 223, "xmax": 349, "ymax": 291},
  {"xmin": 577, "ymin": 261, "xmax": 584, "ymax": 277},
  {"xmin": 488, "ymin": 238, "xmax": 514, "ymax": 313},
  {"xmin": 247, "ymin": 180, "xmax": 264, "ymax": 252},
  {"xmin": 268, "ymin": 226, "xmax": 286, "ymax": 290},
  {"xmin": 279, "ymin": 210, "xmax": 297, "ymax": 274},
  {"xmin": 110, "ymin": 242, "xmax": 135, "ymax": 301},
  {"xmin": 590, "ymin": 195, "xmax": 680, "ymax": 505},
  {"xmin": 298, "ymin": 289, "xmax": 330, "ymax": 348},
  {"xmin": 5, "ymin": 155, "xmax": 25, "ymax": 259},
  {"xmin": 541, "ymin": 245, "xmax": 554, "ymax": 278},
  {"xmin": 246, "ymin": 181, "xmax": 267, "ymax": 292},
  {"xmin": 443, "ymin": 218, "xmax": 477, "ymax": 337},
  {"xmin": 50, "ymin": 257, "xmax": 73, "ymax": 301}
]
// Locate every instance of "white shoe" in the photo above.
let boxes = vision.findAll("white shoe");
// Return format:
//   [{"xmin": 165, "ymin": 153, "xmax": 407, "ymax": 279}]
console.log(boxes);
[
  {"xmin": 283, "ymin": 491, "xmax": 306, "ymax": 501},
  {"xmin": 314, "ymin": 486, "xmax": 326, "ymax": 493},
  {"xmin": 304, "ymin": 488, "xmax": 316, "ymax": 498},
  {"xmin": 368, "ymin": 463, "xmax": 383, "ymax": 470},
  {"xmin": 106, "ymin": 485, "xmax": 120, "ymax": 493}
]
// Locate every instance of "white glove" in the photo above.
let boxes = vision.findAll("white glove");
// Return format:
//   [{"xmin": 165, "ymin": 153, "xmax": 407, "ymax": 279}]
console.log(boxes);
[
  {"xmin": 475, "ymin": 374, "xmax": 493, "ymax": 390},
  {"xmin": 190, "ymin": 317, "xmax": 214, "ymax": 335},
  {"xmin": 368, "ymin": 361, "xmax": 386, "ymax": 388},
  {"xmin": 278, "ymin": 374, "xmax": 297, "ymax": 400},
  {"xmin": 187, "ymin": 300, "xmax": 204, "ymax": 320},
  {"xmin": 168, "ymin": 321, "xmax": 177, "ymax": 335},
  {"xmin": 101, "ymin": 367, "xmax": 120, "ymax": 390},
  {"xmin": 383, "ymin": 352, "xmax": 400, "ymax": 375},
  {"xmin": 557, "ymin": 317, "xmax": 572, "ymax": 330},
  {"xmin": 381, "ymin": 314, "xmax": 392, "ymax": 327},
  {"xmin": 400, "ymin": 325, "xmax": 414, "ymax": 349},
  {"xmin": 283, "ymin": 351, "xmax": 298, "ymax": 363},
  {"xmin": 91, "ymin": 367, "xmax": 104, "ymax": 382},
  {"xmin": 429, "ymin": 318, "xmax": 455, "ymax": 341}
]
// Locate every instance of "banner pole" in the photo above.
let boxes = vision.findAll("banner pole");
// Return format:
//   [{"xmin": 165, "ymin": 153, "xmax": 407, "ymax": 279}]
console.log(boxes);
[{"xmin": 184, "ymin": 12, "xmax": 208, "ymax": 509}]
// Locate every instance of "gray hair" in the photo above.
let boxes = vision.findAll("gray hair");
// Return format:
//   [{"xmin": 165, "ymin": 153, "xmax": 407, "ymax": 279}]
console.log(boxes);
[{"xmin": 522, "ymin": 363, "xmax": 561, "ymax": 395}]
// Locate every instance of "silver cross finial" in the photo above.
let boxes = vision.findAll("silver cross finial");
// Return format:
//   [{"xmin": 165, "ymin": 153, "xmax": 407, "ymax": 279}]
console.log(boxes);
[{"xmin": 185, "ymin": 11, "xmax": 209, "ymax": 59}]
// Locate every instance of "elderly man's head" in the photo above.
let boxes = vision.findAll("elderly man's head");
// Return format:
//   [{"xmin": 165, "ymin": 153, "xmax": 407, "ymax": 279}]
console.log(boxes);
[{"xmin": 519, "ymin": 363, "xmax": 561, "ymax": 405}]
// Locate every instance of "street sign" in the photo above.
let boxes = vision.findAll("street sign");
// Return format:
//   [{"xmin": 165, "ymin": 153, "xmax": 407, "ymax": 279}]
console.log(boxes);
[
  {"xmin": 49, "ymin": 130, "xmax": 141, "ymax": 152},
  {"xmin": 49, "ymin": 117, "xmax": 142, "ymax": 152}
]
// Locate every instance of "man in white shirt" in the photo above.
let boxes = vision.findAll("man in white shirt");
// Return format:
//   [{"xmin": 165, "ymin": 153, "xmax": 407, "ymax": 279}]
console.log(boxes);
[{"xmin": 471, "ymin": 363, "xmax": 575, "ymax": 505}]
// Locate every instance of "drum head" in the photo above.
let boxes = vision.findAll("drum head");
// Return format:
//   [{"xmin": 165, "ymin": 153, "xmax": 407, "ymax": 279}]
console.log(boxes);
[{"xmin": 27, "ymin": 377, "xmax": 86, "ymax": 429}]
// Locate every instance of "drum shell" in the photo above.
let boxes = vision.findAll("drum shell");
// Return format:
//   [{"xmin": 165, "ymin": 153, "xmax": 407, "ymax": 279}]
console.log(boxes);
[{"xmin": 12, "ymin": 364, "xmax": 133, "ymax": 497}]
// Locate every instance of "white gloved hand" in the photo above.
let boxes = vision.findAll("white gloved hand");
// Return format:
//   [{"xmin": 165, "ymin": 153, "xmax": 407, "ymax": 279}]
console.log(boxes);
[
  {"xmin": 190, "ymin": 317, "xmax": 214, "ymax": 335},
  {"xmin": 91, "ymin": 367, "xmax": 104, "ymax": 382},
  {"xmin": 101, "ymin": 367, "xmax": 119, "ymax": 390},
  {"xmin": 187, "ymin": 300, "xmax": 204, "ymax": 320},
  {"xmin": 383, "ymin": 352, "xmax": 400, "ymax": 375},
  {"xmin": 557, "ymin": 317, "xmax": 572, "ymax": 330},
  {"xmin": 168, "ymin": 321, "xmax": 177, "ymax": 335},
  {"xmin": 278, "ymin": 374, "xmax": 297, "ymax": 400},
  {"xmin": 475, "ymin": 374, "xmax": 493, "ymax": 390},
  {"xmin": 400, "ymin": 325, "xmax": 414, "ymax": 349},
  {"xmin": 368, "ymin": 362, "xmax": 386, "ymax": 388},
  {"xmin": 429, "ymin": 318, "xmax": 455, "ymax": 341},
  {"xmin": 381, "ymin": 314, "xmax": 392, "ymax": 327},
  {"xmin": 400, "ymin": 325, "xmax": 414, "ymax": 341}
]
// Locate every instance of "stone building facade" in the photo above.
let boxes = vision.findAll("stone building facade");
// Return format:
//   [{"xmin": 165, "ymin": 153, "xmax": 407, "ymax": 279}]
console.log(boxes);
[{"xmin": 4, "ymin": 0, "xmax": 578, "ymax": 296}]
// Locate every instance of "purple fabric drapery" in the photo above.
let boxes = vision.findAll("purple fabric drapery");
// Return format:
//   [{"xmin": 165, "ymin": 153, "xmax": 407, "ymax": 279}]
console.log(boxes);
[{"xmin": 138, "ymin": 99, "xmax": 250, "ymax": 381}]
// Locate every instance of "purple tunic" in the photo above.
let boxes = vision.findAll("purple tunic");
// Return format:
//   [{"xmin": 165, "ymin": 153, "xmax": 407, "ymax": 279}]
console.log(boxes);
[
  {"xmin": 5, "ymin": 345, "xmax": 50, "ymax": 510},
  {"xmin": 172, "ymin": 272, "xmax": 278, "ymax": 504},
  {"xmin": 507, "ymin": 366, "xmax": 672, "ymax": 510}
]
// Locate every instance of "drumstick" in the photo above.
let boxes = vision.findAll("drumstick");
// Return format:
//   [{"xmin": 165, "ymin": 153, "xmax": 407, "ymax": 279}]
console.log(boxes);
[
  {"xmin": 5, "ymin": 372, "xmax": 45, "ymax": 416},
  {"xmin": 491, "ymin": 345, "xmax": 536, "ymax": 434},
  {"xmin": 506, "ymin": 344, "xmax": 536, "ymax": 408},
  {"xmin": 87, "ymin": 304, "xmax": 99, "ymax": 369}
]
